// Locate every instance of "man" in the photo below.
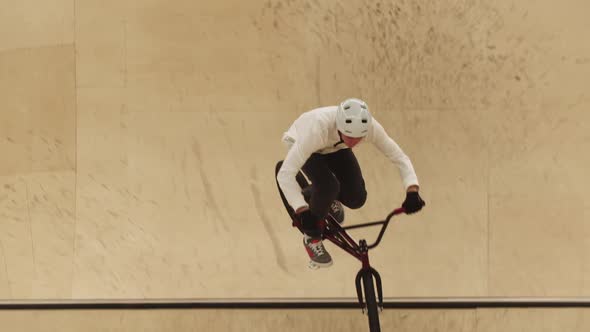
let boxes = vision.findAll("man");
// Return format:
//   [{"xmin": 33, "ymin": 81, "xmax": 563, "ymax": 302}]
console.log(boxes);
[{"xmin": 275, "ymin": 98, "xmax": 425, "ymax": 268}]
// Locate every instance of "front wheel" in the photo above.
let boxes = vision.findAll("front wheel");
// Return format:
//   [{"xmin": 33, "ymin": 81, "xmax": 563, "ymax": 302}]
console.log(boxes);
[{"xmin": 362, "ymin": 271, "xmax": 381, "ymax": 332}]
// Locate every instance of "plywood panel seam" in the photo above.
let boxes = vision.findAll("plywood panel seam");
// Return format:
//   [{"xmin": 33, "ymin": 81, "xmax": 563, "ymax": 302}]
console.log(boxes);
[
  {"xmin": 0, "ymin": 238, "xmax": 10, "ymax": 298},
  {"xmin": 24, "ymin": 179, "xmax": 35, "ymax": 299},
  {"xmin": 73, "ymin": 0, "xmax": 79, "ymax": 299},
  {"xmin": 0, "ymin": 43, "xmax": 75, "ymax": 56},
  {"xmin": 123, "ymin": 19, "xmax": 128, "ymax": 88},
  {"xmin": 486, "ymin": 132, "xmax": 491, "ymax": 297}
]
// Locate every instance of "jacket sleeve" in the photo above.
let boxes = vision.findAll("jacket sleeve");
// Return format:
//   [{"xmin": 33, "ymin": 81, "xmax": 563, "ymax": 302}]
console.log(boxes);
[
  {"xmin": 277, "ymin": 128, "xmax": 325, "ymax": 211},
  {"xmin": 370, "ymin": 120, "xmax": 420, "ymax": 190}
]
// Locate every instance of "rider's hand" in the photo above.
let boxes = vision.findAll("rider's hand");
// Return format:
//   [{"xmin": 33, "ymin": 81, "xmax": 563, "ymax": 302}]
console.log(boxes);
[
  {"xmin": 296, "ymin": 208, "xmax": 320, "ymax": 228},
  {"xmin": 402, "ymin": 191, "xmax": 425, "ymax": 214}
]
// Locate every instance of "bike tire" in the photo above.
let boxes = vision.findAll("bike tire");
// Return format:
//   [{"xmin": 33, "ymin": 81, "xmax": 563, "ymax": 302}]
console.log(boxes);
[{"xmin": 362, "ymin": 271, "xmax": 381, "ymax": 332}]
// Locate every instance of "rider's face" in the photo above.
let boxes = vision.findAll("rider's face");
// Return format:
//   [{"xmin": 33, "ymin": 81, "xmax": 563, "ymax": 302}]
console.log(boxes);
[{"xmin": 341, "ymin": 134, "xmax": 363, "ymax": 148}]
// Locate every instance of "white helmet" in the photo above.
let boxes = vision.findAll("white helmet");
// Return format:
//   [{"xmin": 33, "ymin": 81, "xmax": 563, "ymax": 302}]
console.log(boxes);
[{"xmin": 336, "ymin": 98, "xmax": 372, "ymax": 138}]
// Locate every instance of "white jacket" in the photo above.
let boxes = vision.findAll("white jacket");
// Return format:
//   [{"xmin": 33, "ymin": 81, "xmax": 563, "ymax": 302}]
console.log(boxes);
[{"xmin": 277, "ymin": 106, "xmax": 419, "ymax": 211}]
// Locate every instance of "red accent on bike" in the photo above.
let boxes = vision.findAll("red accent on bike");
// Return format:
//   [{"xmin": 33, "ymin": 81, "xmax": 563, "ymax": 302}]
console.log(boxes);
[{"xmin": 393, "ymin": 207, "xmax": 405, "ymax": 215}]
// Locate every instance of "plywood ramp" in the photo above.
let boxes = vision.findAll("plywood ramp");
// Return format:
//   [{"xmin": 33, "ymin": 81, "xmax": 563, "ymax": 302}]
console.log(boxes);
[{"xmin": 1, "ymin": 0, "xmax": 589, "ymax": 300}]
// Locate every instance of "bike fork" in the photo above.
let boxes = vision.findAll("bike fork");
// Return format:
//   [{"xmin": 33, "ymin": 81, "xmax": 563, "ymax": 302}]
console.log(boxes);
[
  {"xmin": 355, "ymin": 267, "xmax": 384, "ymax": 313},
  {"xmin": 354, "ymin": 240, "xmax": 384, "ymax": 313}
]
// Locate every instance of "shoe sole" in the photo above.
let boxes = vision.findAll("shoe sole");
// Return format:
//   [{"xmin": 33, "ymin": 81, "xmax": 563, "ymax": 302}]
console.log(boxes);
[{"xmin": 308, "ymin": 260, "xmax": 333, "ymax": 269}]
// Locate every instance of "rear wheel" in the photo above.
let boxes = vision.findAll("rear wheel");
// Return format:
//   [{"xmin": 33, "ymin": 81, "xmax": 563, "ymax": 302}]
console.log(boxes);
[{"xmin": 362, "ymin": 271, "xmax": 381, "ymax": 332}]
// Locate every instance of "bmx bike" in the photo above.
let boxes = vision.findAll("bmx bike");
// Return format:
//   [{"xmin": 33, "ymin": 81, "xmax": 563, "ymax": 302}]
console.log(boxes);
[
  {"xmin": 275, "ymin": 161, "xmax": 406, "ymax": 331},
  {"xmin": 291, "ymin": 205, "xmax": 405, "ymax": 332}
]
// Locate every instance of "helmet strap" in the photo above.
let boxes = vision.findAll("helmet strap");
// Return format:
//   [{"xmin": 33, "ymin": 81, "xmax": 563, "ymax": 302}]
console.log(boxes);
[{"xmin": 333, "ymin": 131, "xmax": 344, "ymax": 147}]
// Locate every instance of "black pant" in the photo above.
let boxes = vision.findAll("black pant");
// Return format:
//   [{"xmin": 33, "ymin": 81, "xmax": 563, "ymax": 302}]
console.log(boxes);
[{"xmin": 275, "ymin": 149, "xmax": 367, "ymax": 236}]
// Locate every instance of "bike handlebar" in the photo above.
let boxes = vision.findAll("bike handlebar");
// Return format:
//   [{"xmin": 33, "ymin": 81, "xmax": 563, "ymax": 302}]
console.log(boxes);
[
  {"xmin": 365, "ymin": 207, "xmax": 404, "ymax": 249},
  {"xmin": 342, "ymin": 207, "xmax": 405, "ymax": 231},
  {"xmin": 388, "ymin": 207, "xmax": 406, "ymax": 220},
  {"xmin": 312, "ymin": 207, "xmax": 408, "ymax": 250}
]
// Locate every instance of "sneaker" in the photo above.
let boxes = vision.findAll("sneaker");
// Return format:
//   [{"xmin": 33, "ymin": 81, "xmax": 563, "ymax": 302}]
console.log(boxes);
[
  {"xmin": 303, "ymin": 234, "xmax": 333, "ymax": 269},
  {"xmin": 301, "ymin": 185, "xmax": 345, "ymax": 225},
  {"xmin": 329, "ymin": 200, "xmax": 345, "ymax": 224}
]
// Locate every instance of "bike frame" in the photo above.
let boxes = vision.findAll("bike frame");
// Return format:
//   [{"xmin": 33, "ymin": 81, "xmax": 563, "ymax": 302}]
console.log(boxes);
[
  {"xmin": 322, "ymin": 207, "xmax": 405, "ymax": 266},
  {"xmin": 292, "ymin": 207, "xmax": 406, "ymax": 312}
]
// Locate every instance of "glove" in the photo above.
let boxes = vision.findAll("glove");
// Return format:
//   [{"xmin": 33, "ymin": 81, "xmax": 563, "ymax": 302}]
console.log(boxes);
[
  {"xmin": 296, "ymin": 209, "xmax": 324, "ymax": 238},
  {"xmin": 402, "ymin": 191, "xmax": 425, "ymax": 214},
  {"xmin": 296, "ymin": 209, "xmax": 321, "ymax": 229}
]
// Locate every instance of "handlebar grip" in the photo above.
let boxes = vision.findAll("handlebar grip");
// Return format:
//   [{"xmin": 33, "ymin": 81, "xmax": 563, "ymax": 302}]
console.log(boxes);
[{"xmin": 392, "ymin": 207, "xmax": 405, "ymax": 215}]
